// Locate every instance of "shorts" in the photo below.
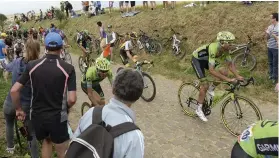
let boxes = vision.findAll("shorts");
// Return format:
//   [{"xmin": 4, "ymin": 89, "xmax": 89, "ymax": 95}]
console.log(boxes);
[
  {"xmin": 85, "ymin": 6, "xmax": 89, "ymax": 11},
  {"xmin": 81, "ymin": 82, "xmax": 104, "ymax": 98},
  {"xmin": 125, "ymin": 1, "xmax": 129, "ymax": 4},
  {"xmin": 120, "ymin": 49, "xmax": 134, "ymax": 65},
  {"xmin": 31, "ymin": 116, "xmax": 69, "ymax": 144},
  {"xmin": 131, "ymin": 1, "xmax": 136, "ymax": 7},
  {"xmin": 119, "ymin": 1, "xmax": 124, "ymax": 6},
  {"xmin": 191, "ymin": 57, "xmax": 208, "ymax": 79},
  {"xmin": 231, "ymin": 142, "xmax": 252, "ymax": 158}
]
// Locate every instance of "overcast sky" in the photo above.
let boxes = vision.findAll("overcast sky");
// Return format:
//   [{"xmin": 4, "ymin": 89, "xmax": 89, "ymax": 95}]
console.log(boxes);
[{"xmin": 0, "ymin": 1, "xmax": 114, "ymax": 15}]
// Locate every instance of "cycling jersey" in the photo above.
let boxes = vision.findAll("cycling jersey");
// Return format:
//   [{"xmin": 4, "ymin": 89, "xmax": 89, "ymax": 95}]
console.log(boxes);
[
  {"xmin": 120, "ymin": 41, "xmax": 134, "ymax": 51},
  {"xmin": 81, "ymin": 66, "xmax": 113, "ymax": 88},
  {"xmin": 76, "ymin": 33, "xmax": 92, "ymax": 49},
  {"xmin": 238, "ymin": 120, "xmax": 278, "ymax": 158},
  {"xmin": 45, "ymin": 28, "xmax": 66, "ymax": 40},
  {"xmin": 192, "ymin": 42, "xmax": 232, "ymax": 67},
  {"xmin": 120, "ymin": 41, "xmax": 135, "ymax": 65},
  {"xmin": 192, "ymin": 42, "xmax": 232, "ymax": 79}
]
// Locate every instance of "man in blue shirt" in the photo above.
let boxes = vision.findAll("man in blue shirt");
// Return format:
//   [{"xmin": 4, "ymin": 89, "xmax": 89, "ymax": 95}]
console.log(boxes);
[{"xmin": 0, "ymin": 33, "xmax": 7, "ymax": 60}]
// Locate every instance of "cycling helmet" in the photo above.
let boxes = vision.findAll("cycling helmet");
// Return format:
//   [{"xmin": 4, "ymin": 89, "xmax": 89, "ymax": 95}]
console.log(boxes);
[
  {"xmin": 1, "ymin": 33, "xmax": 7, "ymax": 37},
  {"xmin": 217, "ymin": 31, "xmax": 235, "ymax": 42},
  {"xmin": 95, "ymin": 57, "xmax": 110, "ymax": 71},
  {"xmin": 130, "ymin": 32, "xmax": 138, "ymax": 39},
  {"xmin": 107, "ymin": 25, "xmax": 112, "ymax": 28}
]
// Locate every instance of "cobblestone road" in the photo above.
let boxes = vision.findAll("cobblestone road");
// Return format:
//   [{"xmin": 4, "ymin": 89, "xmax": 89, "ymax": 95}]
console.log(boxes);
[{"xmin": 69, "ymin": 54, "xmax": 278, "ymax": 158}]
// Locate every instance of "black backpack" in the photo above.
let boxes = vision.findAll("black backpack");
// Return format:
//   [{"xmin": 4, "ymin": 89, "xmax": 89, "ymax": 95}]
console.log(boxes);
[{"xmin": 65, "ymin": 106, "xmax": 140, "ymax": 158}]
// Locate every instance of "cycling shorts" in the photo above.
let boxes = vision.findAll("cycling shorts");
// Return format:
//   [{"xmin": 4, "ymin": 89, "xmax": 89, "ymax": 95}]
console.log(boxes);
[
  {"xmin": 191, "ymin": 57, "xmax": 208, "ymax": 79},
  {"xmin": 120, "ymin": 49, "xmax": 134, "ymax": 65},
  {"xmin": 81, "ymin": 82, "xmax": 104, "ymax": 98},
  {"xmin": 231, "ymin": 142, "xmax": 252, "ymax": 158}
]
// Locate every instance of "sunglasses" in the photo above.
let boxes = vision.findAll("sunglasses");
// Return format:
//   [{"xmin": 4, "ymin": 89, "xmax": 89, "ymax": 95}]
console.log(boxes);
[{"xmin": 98, "ymin": 70, "xmax": 109, "ymax": 73}]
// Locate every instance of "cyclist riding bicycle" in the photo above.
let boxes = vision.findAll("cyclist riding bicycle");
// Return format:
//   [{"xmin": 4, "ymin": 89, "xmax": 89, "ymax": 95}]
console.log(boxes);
[
  {"xmin": 14, "ymin": 39, "xmax": 25, "ymax": 58},
  {"xmin": 192, "ymin": 31, "xmax": 244, "ymax": 122},
  {"xmin": 44, "ymin": 23, "xmax": 68, "ymax": 45},
  {"xmin": 119, "ymin": 32, "xmax": 139, "ymax": 67},
  {"xmin": 81, "ymin": 57, "xmax": 113, "ymax": 106},
  {"xmin": 231, "ymin": 120, "xmax": 278, "ymax": 158},
  {"xmin": 76, "ymin": 29, "xmax": 92, "ymax": 66}
]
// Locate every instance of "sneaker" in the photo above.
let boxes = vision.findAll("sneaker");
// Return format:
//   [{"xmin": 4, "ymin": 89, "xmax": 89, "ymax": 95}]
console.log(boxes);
[
  {"xmin": 195, "ymin": 106, "xmax": 208, "ymax": 122},
  {"xmin": 6, "ymin": 146, "xmax": 15, "ymax": 154}
]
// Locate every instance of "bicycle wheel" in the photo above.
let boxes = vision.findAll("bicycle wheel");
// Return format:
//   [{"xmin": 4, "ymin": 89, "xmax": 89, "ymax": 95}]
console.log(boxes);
[
  {"xmin": 232, "ymin": 53, "xmax": 256, "ymax": 72},
  {"xmin": 81, "ymin": 102, "xmax": 92, "ymax": 116},
  {"xmin": 141, "ymin": 72, "xmax": 156, "ymax": 102},
  {"xmin": 221, "ymin": 95, "xmax": 262, "ymax": 136},
  {"xmin": 173, "ymin": 46, "xmax": 186, "ymax": 60},
  {"xmin": 78, "ymin": 56, "xmax": 86, "ymax": 73},
  {"xmin": 178, "ymin": 82, "xmax": 201, "ymax": 117},
  {"xmin": 64, "ymin": 52, "xmax": 72, "ymax": 65}
]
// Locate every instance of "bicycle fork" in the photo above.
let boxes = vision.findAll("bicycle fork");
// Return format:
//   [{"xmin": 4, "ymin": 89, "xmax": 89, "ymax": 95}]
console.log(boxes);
[{"xmin": 230, "ymin": 94, "xmax": 243, "ymax": 119}]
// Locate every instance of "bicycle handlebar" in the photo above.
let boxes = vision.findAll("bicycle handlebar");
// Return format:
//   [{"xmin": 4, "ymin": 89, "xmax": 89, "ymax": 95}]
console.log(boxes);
[{"xmin": 225, "ymin": 77, "xmax": 254, "ymax": 92}]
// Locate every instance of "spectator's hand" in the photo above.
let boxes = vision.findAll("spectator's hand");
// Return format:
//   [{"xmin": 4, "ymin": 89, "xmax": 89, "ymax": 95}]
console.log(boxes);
[
  {"xmin": 236, "ymin": 75, "xmax": 244, "ymax": 81},
  {"xmin": 16, "ymin": 108, "xmax": 26, "ymax": 121}
]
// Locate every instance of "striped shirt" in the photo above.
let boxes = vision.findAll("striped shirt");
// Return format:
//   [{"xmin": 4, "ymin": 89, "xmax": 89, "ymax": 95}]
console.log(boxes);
[
  {"xmin": 74, "ymin": 98, "xmax": 144, "ymax": 158},
  {"xmin": 267, "ymin": 23, "xmax": 278, "ymax": 49}
]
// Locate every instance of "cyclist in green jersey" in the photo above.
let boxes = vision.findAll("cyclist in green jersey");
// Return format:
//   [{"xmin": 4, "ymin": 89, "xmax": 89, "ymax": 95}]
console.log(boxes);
[
  {"xmin": 231, "ymin": 120, "xmax": 278, "ymax": 158},
  {"xmin": 192, "ymin": 31, "xmax": 244, "ymax": 122},
  {"xmin": 81, "ymin": 57, "xmax": 113, "ymax": 106}
]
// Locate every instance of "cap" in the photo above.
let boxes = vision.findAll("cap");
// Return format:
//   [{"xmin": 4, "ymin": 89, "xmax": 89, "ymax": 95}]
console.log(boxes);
[{"xmin": 44, "ymin": 32, "xmax": 63, "ymax": 48}]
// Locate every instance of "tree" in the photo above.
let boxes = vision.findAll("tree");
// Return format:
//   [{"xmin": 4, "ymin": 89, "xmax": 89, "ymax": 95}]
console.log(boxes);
[
  {"xmin": 0, "ymin": 13, "xmax": 7, "ymax": 30},
  {"xmin": 55, "ymin": 9, "xmax": 66, "ymax": 23}
]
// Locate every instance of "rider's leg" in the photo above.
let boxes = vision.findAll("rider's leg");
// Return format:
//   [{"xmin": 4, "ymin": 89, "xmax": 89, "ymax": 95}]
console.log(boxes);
[
  {"xmin": 231, "ymin": 142, "xmax": 253, "ymax": 158},
  {"xmin": 110, "ymin": 45, "xmax": 114, "ymax": 62},
  {"xmin": 93, "ymin": 84, "xmax": 105, "ymax": 105},
  {"xmin": 120, "ymin": 49, "xmax": 129, "ymax": 66}
]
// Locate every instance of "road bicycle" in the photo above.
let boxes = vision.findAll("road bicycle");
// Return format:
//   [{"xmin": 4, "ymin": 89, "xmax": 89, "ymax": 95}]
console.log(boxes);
[
  {"xmin": 137, "ymin": 30, "xmax": 162, "ymax": 55},
  {"xmin": 134, "ymin": 60, "xmax": 156, "ymax": 102},
  {"xmin": 162, "ymin": 28, "xmax": 187, "ymax": 59},
  {"xmin": 230, "ymin": 35, "xmax": 257, "ymax": 72},
  {"xmin": 77, "ymin": 31, "xmax": 100, "ymax": 73},
  {"xmin": 178, "ymin": 77, "xmax": 262, "ymax": 136}
]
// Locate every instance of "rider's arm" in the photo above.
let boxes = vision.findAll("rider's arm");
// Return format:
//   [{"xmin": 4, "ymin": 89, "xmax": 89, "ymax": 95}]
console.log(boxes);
[
  {"xmin": 86, "ymin": 70, "xmax": 102, "ymax": 106},
  {"xmin": 125, "ymin": 41, "xmax": 136, "ymax": 62},
  {"xmin": 67, "ymin": 67, "xmax": 77, "ymax": 108},
  {"xmin": 77, "ymin": 38, "xmax": 87, "ymax": 53}
]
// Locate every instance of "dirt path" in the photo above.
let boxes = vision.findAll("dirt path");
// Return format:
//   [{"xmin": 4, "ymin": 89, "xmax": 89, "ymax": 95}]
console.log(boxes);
[{"xmin": 68, "ymin": 53, "xmax": 278, "ymax": 158}]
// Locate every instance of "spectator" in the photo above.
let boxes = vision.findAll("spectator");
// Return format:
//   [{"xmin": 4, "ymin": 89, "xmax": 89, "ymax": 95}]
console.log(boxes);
[
  {"xmin": 200, "ymin": 1, "xmax": 208, "ymax": 7},
  {"xmin": 143, "ymin": 1, "xmax": 148, "ymax": 9},
  {"xmin": 73, "ymin": 68, "xmax": 145, "ymax": 158},
  {"xmin": 170, "ymin": 1, "xmax": 176, "ymax": 9},
  {"xmin": 105, "ymin": 25, "xmax": 116, "ymax": 62},
  {"xmin": 150, "ymin": 1, "xmax": 156, "ymax": 10},
  {"xmin": 0, "ymin": 33, "xmax": 7, "ymax": 61},
  {"xmin": 119, "ymin": 1, "xmax": 124, "ymax": 13},
  {"xmin": 39, "ymin": 9, "xmax": 43, "ymax": 21},
  {"xmin": 131, "ymin": 1, "xmax": 136, "ymax": 12},
  {"xmin": 96, "ymin": 1, "xmax": 101, "ymax": 15},
  {"xmin": 109, "ymin": 1, "xmax": 114, "ymax": 14},
  {"xmin": 65, "ymin": 1, "xmax": 73, "ymax": 17},
  {"xmin": 11, "ymin": 32, "xmax": 77, "ymax": 158},
  {"xmin": 97, "ymin": 21, "xmax": 106, "ymax": 51},
  {"xmin": 82, "ymin": 1, "xmax": 89, "ymax": 15},
  {"xmin": 266, "ymin": 13, "xmax": 278, "ymax": 83},
  {"xmin": 163, "ymin": 1, "xmax": 168, "ymax": 9},
  {"xmin": 60, "ymin": 1, "xmax": 65, "ymax": 12},
  {"xmin": 125, "ymin": 1, "xmax": 130, "ymax": 13},
  {"xmin": 2, "ymin": 39, "xmax": 40, "ymax": 156}
]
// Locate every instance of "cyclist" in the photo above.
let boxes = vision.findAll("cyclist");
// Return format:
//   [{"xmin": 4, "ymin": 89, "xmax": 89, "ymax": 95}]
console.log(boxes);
[
  {"xmin": 191, "ymin": 31, "xmax": 244, "ymax": 122},
  {"xmin": 81, "ymin": 57, "xmax": 113, "ymax": 106},
  {"xmin": 119, "ymin": 32, "xmax": 139, "ymax": 67},
  {"xmin": 44, "ymin": 23, "xmax": 69, "ymax": 45},
  {"xmin": 231, "ymin": 120, "xmax": 278, "ymax": 158},
  {"xmin": 14, "ymin": 39, "xmax": 25, "ymax": 58},
  {"xmin": 76, "ymin": 30, "xmax": 92, "ymax": 67}
]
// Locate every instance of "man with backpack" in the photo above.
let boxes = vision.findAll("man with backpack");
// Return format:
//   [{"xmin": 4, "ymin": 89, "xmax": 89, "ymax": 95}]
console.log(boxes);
[{"xmin": 68, "ymin": 68, "xmax": 144, "ymax": 158}]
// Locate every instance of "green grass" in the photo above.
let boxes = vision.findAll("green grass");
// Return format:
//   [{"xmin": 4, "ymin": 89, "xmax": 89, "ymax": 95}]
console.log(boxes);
[{"xmin": 21, "ymin": 2, "xmax": 278, "ymax": 103}]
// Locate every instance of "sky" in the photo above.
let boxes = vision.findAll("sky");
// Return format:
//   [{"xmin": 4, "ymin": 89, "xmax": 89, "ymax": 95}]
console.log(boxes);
[{"xmin": 0, "ymin": 1, "xmax": 115, "ymax": 15}]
